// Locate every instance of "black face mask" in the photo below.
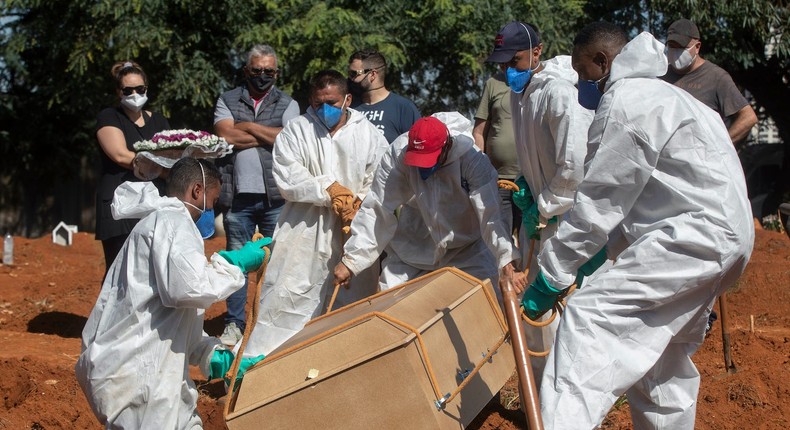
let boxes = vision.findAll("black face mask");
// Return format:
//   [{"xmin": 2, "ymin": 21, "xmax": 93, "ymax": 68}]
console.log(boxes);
[
  {"xmin": 348, "ymin": 78, "xmax": 364, "ymax": 96},
  {"xmin": 248, "ymin": 75, "xmax": 275, "ymax": 93}
]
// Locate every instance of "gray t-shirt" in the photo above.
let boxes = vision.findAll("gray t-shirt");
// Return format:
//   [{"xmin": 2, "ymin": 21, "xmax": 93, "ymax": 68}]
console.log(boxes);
[
  {"xmin": 661, "ymin": 61, "xmax": 749, "ymax": 128},
  {"xmin": 351, "ymin": 92, "xmax": 420, "ymax": 143},
  {"xmin": 214, "ymin": 94, "xmax": 299, "ymax": 194}
]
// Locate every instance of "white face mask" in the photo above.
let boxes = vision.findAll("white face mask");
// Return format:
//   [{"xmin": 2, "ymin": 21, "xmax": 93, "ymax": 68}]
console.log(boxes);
[
  {"xmin": 121, "ymin": 93, "xmax": 148, "ymax": 112},
  {"xmin": 667, "ymin": 47, "xmax": 696, "ymax": 71}
]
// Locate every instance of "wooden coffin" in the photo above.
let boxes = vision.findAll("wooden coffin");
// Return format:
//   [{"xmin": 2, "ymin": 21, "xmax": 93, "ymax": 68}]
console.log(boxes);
[{"xmin": 225, "ymin": 267, "xmax": 515, "ymax": 430}]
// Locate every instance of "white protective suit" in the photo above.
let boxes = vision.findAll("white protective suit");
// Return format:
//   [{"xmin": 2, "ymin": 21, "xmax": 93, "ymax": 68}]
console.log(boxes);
[
  {"xmin": 244, "ymin": 107, "xmax": 388, "ymax": 357},
  {"xmin": 76, "ymin": 182, "xmax": 246, "ymax": 429},
  {"xmin": 341, "ymin": 112, "xmax": 518, "ymax": 292},
  {"xmin": 538, "ymin": 33, "xmax": 755, "ymax": 430},
  {"xmin": 511, "ymin": 55, "xmax": 594, "ymax": 232},
  {"xmin": 510, "ymin": 55, "xmax": 594, "ymax": 381}
]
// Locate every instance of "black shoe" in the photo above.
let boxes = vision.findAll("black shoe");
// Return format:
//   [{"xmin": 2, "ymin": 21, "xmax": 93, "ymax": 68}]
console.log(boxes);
[{"xmin": 704, "ymin": 311, "xmax": 718, "ymax": 336}]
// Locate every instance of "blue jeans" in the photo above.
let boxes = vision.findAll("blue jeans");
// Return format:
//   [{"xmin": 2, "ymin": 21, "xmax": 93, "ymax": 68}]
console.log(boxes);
[{"xmin": 224, "ymin": 193, "xmax": 283, "ymax": 331}]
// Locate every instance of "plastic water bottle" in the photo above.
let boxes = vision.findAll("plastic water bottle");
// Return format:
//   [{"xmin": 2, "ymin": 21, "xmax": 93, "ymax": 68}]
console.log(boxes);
[{"xmin": 3, "ymin": 232, "xmax": 12, "ymax": 265}]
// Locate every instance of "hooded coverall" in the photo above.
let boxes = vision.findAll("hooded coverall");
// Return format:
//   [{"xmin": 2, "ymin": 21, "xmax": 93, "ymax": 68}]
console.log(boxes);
[
  {"xmin": 510, "ymin": 55, "xmax": 595, "ymax": 382},
  {"xmin": 538, "ymin": 33, "xmax": 754, "ymax": 430},
  {"xmin": 341, "ymin": 112, "xmax": 518, "ymax": 292},
  {"xmin": 244, "ymin": 107, "xmax": 388, "ymax": 358},
  {"xmin": 76, "ymin": 182, "xmax": 246, "ymax": 429}
]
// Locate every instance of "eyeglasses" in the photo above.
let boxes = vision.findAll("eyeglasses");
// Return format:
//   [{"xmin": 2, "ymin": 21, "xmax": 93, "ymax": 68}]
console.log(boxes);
[
  {"xmin": 247, "ymin": 67, "xmax": 279, "ymax": 77},
  {"xmin": 121, "ymin": 85, "xmax": 147, "ymax": 96},
  {"xmin": 347, "ymin": 66, "xmax": 382, "ymax": 79}
]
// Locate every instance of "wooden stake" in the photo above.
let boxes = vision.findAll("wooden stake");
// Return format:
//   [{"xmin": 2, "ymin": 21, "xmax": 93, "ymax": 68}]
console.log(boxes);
[{"xmin": 719, "ymin": 294, "xmax": 737, "ymax": 374}]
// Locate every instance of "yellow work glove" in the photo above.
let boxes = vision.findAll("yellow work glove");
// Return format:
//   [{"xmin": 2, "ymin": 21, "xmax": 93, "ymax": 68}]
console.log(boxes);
[
  {"xmin": 326, "ymin": 181, "xmax": 354, "ymax": 215},
  {"xmin": 326, "ymin": 181, "xmax": 353, "ymax": 200},
  {"xmin": 340, "ymin": 197, "xmax": 363, "ymax": 234},
  {"xmin": 341, "ymin": 197, "xmax": 362, "ymax": 222}
]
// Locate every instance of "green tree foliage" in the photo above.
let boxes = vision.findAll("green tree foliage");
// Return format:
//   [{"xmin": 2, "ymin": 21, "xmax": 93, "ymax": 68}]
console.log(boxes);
[
  {"xmin": 0, "ymin": 0, "xmax": 253, "ymax": 234},
  {"xmin": 0, "ymin": 0, "xmax": 586, "ymax": 234},
  {"xmin": 585, "ymin": 0, "xmax": 790, "ymax": 212},
  {"xmin": 585, "ymin": 0, "xmax": 788, "ymax": 71},
  {"xmin": 235, "ymin": 0, "xmax": 585, "ymax": 113}
]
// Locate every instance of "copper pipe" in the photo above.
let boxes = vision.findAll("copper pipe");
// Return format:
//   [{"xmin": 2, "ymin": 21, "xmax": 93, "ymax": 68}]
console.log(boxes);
[
  {"xmin": 500, "ymin": 277, "xmax": 543, "ymax": 430},
  {"xmin": 719, "ymin": 293, "xmax": 737, "ymax": 374},
  {"xmin": 225, "ymin": 233, "xmax": 270, "ymax": 415}
]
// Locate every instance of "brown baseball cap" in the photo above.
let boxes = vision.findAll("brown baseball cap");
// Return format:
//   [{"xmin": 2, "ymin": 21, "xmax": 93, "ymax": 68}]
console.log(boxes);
[{"xmin": 667, "ymin": 19, "xmax": 700, "ymax": 46}]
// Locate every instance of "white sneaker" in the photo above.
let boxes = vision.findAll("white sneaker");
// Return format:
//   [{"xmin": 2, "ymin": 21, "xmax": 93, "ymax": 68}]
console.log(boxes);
[{"xmin": 220, "ymin": 322, "xmax": 242, "ymax": 346}]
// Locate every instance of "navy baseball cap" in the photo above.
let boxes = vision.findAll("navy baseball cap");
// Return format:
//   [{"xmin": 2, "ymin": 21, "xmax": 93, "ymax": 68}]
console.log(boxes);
[{"xmin": 486, "ymin": 21, "xmax": 541, "ymax": 63}]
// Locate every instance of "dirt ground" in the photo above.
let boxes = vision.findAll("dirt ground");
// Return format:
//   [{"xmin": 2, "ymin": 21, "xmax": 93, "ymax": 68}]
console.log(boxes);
[{"xmin": 1, "ymin": 227, "xmax": 788, "ymax": 429}]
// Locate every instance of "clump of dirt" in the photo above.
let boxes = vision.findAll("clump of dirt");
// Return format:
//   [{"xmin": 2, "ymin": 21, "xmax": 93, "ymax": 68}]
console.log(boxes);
[{"xmin": 0, "ymin": 229, "xmax": 788, "ymax": 429}]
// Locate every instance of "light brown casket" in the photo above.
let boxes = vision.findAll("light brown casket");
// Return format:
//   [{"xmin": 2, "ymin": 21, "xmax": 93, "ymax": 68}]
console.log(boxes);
[{"xmin": 225, "ymin": 267, "xmax": 516, "ymax": 429}]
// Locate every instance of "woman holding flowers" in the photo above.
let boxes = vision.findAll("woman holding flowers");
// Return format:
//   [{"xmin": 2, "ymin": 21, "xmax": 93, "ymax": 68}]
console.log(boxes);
[{"xmin": 95, "ymin": 60, "xmax": 170, "ymax": 275}]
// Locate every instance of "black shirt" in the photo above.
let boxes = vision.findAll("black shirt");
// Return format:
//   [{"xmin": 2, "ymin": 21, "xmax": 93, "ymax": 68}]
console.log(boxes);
[{"xmin": 94, "ymin": 107, "xmax": 170, "ymax": 239}]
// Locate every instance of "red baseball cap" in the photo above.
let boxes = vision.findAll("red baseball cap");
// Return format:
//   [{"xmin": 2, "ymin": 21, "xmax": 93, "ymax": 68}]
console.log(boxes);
[{"xmin": 404, "ymin": 117, "xmax": 449, "ymax": 168}]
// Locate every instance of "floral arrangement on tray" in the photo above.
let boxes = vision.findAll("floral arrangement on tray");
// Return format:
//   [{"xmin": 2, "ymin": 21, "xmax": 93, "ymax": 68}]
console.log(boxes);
[
  {"xmin": 133, "ymin": 129, "xmax": 227, "ymax": 152},
  {"xmin": 131, "ymin": 129, "xmax": 233, "ymax": 180}
]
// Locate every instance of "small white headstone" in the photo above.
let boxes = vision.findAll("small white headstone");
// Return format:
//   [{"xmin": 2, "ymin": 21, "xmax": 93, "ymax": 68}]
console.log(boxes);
[{"xmin": 52, "ymin": 221, "xmax": 78, "ymax": 246}]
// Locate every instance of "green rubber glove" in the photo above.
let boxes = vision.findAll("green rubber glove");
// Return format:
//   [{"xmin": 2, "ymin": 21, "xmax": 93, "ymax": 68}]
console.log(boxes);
[
  {"xmin": 209, "ymin": 348, "xmax": 234, "ymax": 381},
  {"xmin": 219, "ymin": 237, "xmax": 272, "ymax": 272},
  {"xmin": 512, "ymin": 176, "xmax": 534, "ymax": 211},
  {"xmin": 522, "ymin": 202, "xmax": 541, "ymax": 240},
  {"xmin": 238, "ymin": 355, "xmax": 266, "ymax": 381},
  {"xmin": 522, "ymin": 201, "xmax": 558, "ymax": 241},
  {"xmin": 226, "ymin": 354, "xmax": 267, "ymax": 391},
  {"xmin": 521, "ymin": 271, "xmax": 563, "ymax": 320},
  {"xmin": 575, "ymin": 247, "xmax": 608, "ymax": 288}
]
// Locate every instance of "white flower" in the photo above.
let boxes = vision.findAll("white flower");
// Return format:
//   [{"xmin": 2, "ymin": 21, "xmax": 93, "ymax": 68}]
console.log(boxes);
[{"xmin": 133, "ymin": 129, "xmax": 228, "ymax": 151}]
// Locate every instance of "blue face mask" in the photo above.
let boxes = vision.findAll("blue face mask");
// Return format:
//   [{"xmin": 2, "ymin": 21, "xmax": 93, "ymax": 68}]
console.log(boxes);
[
  {"xmin": 183, "ymin": 162, "xmax": 215, "ymax": 239},
  {"xmin": 195, "ymin": 208, "xmax": 215, "ymax": 239},
  {"xmin": 577, "ymin": 75, "xmax": 609, "ymax": 110},
  {"xmin": 315, "ymin": 95, "xmax": 348, "ymax": 129},
  {"xmin": 506, "ymin": 67, "xmax": 534, "ymax": 93},
  {"xmin": 418, "ymin": 163, "xmax": 441, "ymax": 180}
]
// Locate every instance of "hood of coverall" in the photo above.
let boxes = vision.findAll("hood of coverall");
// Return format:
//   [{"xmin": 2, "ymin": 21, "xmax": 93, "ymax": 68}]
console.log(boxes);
[
  {"xmin": 111, "ymin": 181, "xmax": 189, "ymax": 221},
  {"xmin": 605, "ymin": 32, "xmax": 669, "ymax": 92},
  {"xmin": 427, "ymin": 111, "xmax": 476, "ymax": 166},
  {"xmin": 533, "ymin": 55, "xmax": 579, "ymax": 87}
]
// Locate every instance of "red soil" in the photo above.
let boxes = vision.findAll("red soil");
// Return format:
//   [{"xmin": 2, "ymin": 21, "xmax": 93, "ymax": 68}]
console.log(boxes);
[{"xmin": 1, "ymin": 228, "xmax": 788, "ymax": 429}]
